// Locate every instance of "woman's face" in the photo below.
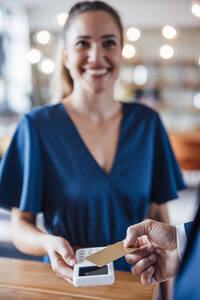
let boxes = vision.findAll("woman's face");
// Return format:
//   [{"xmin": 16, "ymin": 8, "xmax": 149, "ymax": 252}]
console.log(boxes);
[{"xmin": 63, "ymin": 10, "xmax": 122, "ymax": 94}]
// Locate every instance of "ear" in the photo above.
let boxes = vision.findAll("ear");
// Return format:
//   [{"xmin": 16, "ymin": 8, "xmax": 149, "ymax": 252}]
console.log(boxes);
[{"xmin": 63, "ymin": 49, "xmax": 70, "ymax": 69}]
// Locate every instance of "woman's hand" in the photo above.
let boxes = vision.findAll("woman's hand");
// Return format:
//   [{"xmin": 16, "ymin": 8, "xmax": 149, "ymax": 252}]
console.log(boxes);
[
  {"xmin": 11, "ymin": 208, "xmax": 76, "ymax": 283},
  {"xmin": 45, "ymin": 235, "xmax": 77, "ymax": 283}
]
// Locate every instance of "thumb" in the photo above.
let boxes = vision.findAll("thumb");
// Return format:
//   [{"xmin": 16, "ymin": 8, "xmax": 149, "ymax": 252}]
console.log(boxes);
[
  {"xmin": 58, "ymin": 240, "xmax": 76, "ymax": 266},
  {"xmin": 124, "ymin": 219, "xmax": 177, "ymax": 250},
  {"xmin": 124, "ymin": 220, "xmax": 149, "ymax": 248}
]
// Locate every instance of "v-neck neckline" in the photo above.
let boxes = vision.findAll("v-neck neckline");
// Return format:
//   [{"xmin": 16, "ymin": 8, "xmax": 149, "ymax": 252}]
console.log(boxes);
[{"xmin": 59, "ymin": 102, "xmax": 125, "ymax": 177}]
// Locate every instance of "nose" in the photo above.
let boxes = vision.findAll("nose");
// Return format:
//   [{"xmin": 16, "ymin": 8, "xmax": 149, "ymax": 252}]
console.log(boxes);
[{"xmin": 87, "ymin": 43, "xmax": 103, "ymax": 63}]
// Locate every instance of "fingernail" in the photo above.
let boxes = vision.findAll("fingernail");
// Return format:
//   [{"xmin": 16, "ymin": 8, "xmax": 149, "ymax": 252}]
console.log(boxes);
[{"xmin": 68, "ymin": 258, "xmax": 76, "ymax": 266}]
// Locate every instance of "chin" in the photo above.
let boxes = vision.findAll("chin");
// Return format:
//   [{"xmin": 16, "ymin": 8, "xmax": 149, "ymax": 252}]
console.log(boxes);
[
  {"xmin": 88, "ymin": 86, "xmax": 110, "ymax": 94},
  {"xmin": 86, "ymin": 81, "xmax": 114, "ymax": 94}
]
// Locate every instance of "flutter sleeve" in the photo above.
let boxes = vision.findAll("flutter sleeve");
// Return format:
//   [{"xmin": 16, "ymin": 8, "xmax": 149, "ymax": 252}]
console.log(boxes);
[
  {"xmin": 151, "ymin": 114, "xmax": 186, "ymax": 204},
  {"xmin": 0, "ymin": 115, "xmax": 43, "ymax": 213}
]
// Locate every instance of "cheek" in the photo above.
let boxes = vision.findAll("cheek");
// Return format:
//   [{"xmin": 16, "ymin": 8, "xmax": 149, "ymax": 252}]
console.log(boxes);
[
  {"xmin": 112, "ymin": 56, "xmax": 122, "ymax": 73},
  {"xmin": 67, "ymin": 52, "xmax": 82, "ymax": 70},
  {"xmin": 111, "ymin": 50, "xmax": 122, "ymax": 67}
]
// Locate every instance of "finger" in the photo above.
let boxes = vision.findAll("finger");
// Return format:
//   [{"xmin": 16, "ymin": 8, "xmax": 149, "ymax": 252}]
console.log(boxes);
[
  {"xmin": 131, "ymin": 253, "xmax": 157, "ymax": 276},
  {"xmin": 125, "ymin": 245, "xmax": 152, "ymax": 264},
  {"xmin": 134, "ymin": 239, "xmax": 154, "ymax": 253},
  {"xmin": 124, "ymin": 220, "xmax": 151, "ymax": 248},
  {"xmin": 56, "ymin": 240, "xmax": 76, "ymax": 267},
  {"xmin": 49, "ymin": 252, "xmax": 74, "ymax": 281},
  {"xmin": 62, "ymin": 255, "xmax": 76, "ymax": 267},
  {"xmin": 53, "ymin": 260, "xmax": 74, "ymax": 281},
  {"xmin": 141, "ymin": 266, "xmax": 157, "ymax": 285},
  {"xmin": 56, "ymin": 272, "xmax": 62, "ymax": 278},
  {"xmin": 137, "ymin": 235, "xmax": 148, "ymax": 246},
  {"xmin": 136, "ymin": 236, "xmax": 154, "ymax": 251},
  {"xmin": 64, "ymin": 277, "xmax": 73, "ymax": 284}
]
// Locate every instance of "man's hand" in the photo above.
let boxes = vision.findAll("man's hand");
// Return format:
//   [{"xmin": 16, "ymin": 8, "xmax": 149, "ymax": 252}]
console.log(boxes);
[{"xmin": 124, "ymin": 219, "xmax": 180, "ymax": 285}]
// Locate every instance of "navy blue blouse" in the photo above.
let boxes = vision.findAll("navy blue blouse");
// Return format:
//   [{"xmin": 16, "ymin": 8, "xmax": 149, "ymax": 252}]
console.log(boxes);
[{"xmin": 0, "ymin": 102, "xmax": 185, "ymax": 270}]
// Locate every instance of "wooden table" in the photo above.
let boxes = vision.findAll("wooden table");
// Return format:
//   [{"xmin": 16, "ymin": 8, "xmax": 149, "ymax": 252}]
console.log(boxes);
[{"xmin": 0, "ymin": 258, "xmax": 158, "ymax": 299}]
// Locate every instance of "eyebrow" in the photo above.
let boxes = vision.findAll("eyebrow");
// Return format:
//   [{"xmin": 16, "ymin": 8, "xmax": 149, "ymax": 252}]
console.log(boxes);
[
  {"xmin": 101, "ymin": 34, "xmax": 118, "ymax": 39},
  {"xmin": 76, "ymin": 34, "xmax": 118, "ymax": 40}
]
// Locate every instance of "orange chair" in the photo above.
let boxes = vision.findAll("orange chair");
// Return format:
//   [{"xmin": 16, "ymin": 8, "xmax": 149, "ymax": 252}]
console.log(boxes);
[{"xmin": 169, "ymin": 131, "xmax": 200, "ymax": 170}]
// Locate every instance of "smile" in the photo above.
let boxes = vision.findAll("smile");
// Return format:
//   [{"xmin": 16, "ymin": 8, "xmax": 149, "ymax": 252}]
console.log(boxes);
[{"xmin": 84, "ymin": 68, "xmax": 111, "ymax": 76}]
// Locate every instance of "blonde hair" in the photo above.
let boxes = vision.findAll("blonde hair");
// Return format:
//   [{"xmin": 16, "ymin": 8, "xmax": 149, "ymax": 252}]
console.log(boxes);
[
  {"xmin": 50, "ymin": 1, "xmax": 123, "ymax": 103},
  {"xmin": 50, "ymin": 39, "xmax": 73, "ymax": 103}
]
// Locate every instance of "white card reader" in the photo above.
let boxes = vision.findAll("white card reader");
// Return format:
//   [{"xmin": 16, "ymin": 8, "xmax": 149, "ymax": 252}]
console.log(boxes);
[{"xmin": 73, "ymin": 247, "xmax": 115, "ymax": 287}]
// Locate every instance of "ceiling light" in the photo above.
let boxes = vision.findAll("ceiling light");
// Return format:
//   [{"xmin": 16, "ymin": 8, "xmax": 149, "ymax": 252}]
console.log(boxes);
[
  {"xmin": 191, "ymin": 1, "xmax": 200, "ymax": 18},
  {"xmin": 160, "ymin": 45, "xmax": 174, "ymax": 59},
  {"xmin": 27, "ymin": 49, "xmax": 41, "ymax": 64},
  {"xmin": 133, "ymin": 65, "xmax": 148, "ymax": 86},
  {"xmin": 41, "ymin": 58, "xmax": 55, "ymax": 74},
  {"xmin": 162, "ymin": 25, "xmax": 177, "ymax": 39},
  {"xmin": 57, "ymin": 13, "xmax": 68, "ymax": 26},
  {"xmin": 126, "ymin": 27, "xmax": 141, "ymax": 42},
  {"xmin": 36, "ymin": 30, "xmax": 51, "ymax": 45},
  {"xmin": 122, "ymin": 44, "xmax": 136, "ymax": 59}
]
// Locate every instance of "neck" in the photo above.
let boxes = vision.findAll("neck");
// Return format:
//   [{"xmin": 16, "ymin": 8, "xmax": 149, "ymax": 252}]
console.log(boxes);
[{"xmin": 63, "ymin": 87, "xmax": 121, "ymax": 122}]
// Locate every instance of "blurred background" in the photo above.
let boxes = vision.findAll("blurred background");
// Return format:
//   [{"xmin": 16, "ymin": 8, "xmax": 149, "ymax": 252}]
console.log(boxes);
[{"xmin": 0, "ymin": 0, "xmax": 200, "ymax": 259}]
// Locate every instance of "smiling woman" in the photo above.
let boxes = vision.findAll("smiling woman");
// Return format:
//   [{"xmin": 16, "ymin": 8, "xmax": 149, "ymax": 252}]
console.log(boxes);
[
  {"xmin": 51, "ymin": 0, "xmax": 123, "ymax": 101},
  {"xmin": 62, "ymin": 10, "xmax": 122, "ymax": 95},
  {"xmin": 0, "ymin": 2, "xmax": 185, "ymax": 298}
]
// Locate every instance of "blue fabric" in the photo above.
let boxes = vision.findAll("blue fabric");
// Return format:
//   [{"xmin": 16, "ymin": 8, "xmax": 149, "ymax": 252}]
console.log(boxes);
[
  {"xmin": 174, "ymin": 197, "xmax": 200, "ymax": 300},
  {"xmin": 184, "ymin": 222, "xmax": 193, "ymax": 238},
  {"xmin": 0, "ymin": 102, "xmax": 185, "ymax": 271}
]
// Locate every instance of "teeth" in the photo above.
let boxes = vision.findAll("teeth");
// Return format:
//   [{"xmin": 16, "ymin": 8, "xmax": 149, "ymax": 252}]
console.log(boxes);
[{"xmin": 86, "ymin": 69, "xmax": 108, "ymax": 75}]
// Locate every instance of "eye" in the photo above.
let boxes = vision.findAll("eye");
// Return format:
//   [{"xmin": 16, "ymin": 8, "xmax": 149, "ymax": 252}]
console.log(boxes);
[
  {"xmin": 103, "ymin": 39, "xmax": 117, "ymax": 48},
  {"xmin": 76, "ymin": 40, "xmax": 89, "ymax": 48}
]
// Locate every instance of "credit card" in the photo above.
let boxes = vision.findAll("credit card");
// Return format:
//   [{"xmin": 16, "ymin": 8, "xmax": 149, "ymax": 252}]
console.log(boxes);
[{"xmin": 85, "ymin": 241, "xmax": 138, "ymax": 267}]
